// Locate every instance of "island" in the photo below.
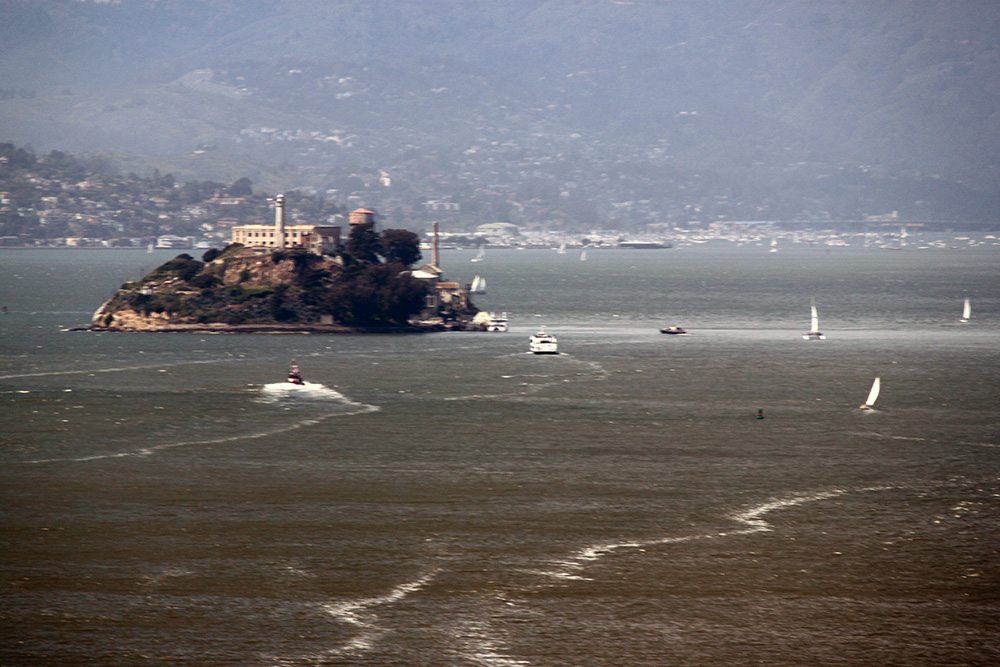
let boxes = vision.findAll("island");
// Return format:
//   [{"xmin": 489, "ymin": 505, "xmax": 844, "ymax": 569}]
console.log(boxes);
[{"xmin": 89, "ymin": 237, "xmax": 480, "ymax": 333}]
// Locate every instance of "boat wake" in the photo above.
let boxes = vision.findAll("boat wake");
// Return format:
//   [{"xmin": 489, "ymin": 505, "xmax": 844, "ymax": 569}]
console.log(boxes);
[
  {"xmin": 23, "ymin": 384, "xmax": 378, "ymax": 464},
  {"xmin": 444, "ymin": 355, "xmax": 609, "ymax": 402},
  {"xmin": 531, "ymin": 486, "xmax": 891, "ymax": 583},
  {"xmin": 318, "ymin": 571, "xmax": 439, "ymax": 658},
  {"xmin": 258, "ymin": 381, "xmax": 349, "ymax": 402},
  {"xmin": 281, "ymin": 484, "xmax": 906, "ymax": 666}
]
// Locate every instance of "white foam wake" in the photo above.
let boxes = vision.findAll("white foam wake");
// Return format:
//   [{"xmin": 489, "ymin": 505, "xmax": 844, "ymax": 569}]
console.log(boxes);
[
  {"xmin": 24, "ymin": 385, "xmax": 378, "ymax": 464},
  {"xmin": 534, "ymin": 487, "xmax": 894, "ymax": 583},
  {"xmin": 258, "ymin": 381, "xmax": 349, "ymax": 402},
  {"xmin": 320, "ymin": 571, "xmax": 438, "ymax": 656},
  {"xmin": 0, "ymin": 358, "xmax": 225, "ymax": 380}
]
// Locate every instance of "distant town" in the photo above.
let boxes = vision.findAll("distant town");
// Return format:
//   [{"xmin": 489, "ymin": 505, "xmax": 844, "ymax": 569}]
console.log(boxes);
[{"xmin": 2, "ymin": 143, "xmax": 997, "ymax": 254}]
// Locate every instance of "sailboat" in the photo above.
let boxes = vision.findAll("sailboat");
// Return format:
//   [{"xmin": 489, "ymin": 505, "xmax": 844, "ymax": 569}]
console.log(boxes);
[
  {"xmin": 960, "ymin": 298, "xmax": 971, "ymax": 323},
  {"xmin": 860, "ymin": 376, "xmax": 880, "ymax": 410},
  {"xmin": 802, "ymin": 299, "xmax": 825, "ymax": 340},
  {"xmin": 557, "ymin": 243, "xmax": 567, "ymax": 254},
  {"xmin": 471, "ymin": 246, "xmax": 485, "ymax": 262},
  {"xmin": 580, "ymin": 250, "xmax": 588, "ymax": 261},
  {"xmin": 470, "ymin": 275, "xmax": 486, "ymax": 294}
]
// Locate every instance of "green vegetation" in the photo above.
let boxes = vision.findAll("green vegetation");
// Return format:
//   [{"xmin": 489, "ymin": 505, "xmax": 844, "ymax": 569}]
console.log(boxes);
[
  {"xmin": 96, "ymin": 224, "xmax": 437, "ymax": 330},
  {"xmin": 0, "ymin": 143, "xmax": 345, "ymax": 245}
]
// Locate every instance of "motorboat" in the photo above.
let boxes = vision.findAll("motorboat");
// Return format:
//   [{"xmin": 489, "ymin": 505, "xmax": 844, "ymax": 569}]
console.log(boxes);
[
  {"xmin": 529, "ymin": 330, "xmax": 558, "ymax": 354},
  {"xmin": 287, "ymin": 364, "xmax": 305, "ymax": 385},
  {"xmin": 660, "ymin": 326, "xmax": 689, "ymax": 335},
  {"xmin": 487, "ymin": 312, "xmax": 508, "ymax": 332}
]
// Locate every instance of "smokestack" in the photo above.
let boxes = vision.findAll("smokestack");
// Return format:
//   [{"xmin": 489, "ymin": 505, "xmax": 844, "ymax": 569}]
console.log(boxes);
[
  {"xmin": 432, "ymin": 221, "xmax": 439, "ymax": 268},
  {"xmin": 274, "ymin": 194, "xmax": 285, "ymax": 250}
]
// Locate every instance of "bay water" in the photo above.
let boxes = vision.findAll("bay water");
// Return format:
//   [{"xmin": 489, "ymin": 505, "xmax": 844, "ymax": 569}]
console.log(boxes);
[{"xmin": 1, "ymin": 244, "xmax": 998, "ymax": 666}]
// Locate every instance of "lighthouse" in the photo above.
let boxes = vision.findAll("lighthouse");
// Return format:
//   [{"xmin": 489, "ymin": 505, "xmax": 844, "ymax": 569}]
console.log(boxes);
[{"xmin": 274, "ymin": 194, "xmax": 286, "ymax": 250}]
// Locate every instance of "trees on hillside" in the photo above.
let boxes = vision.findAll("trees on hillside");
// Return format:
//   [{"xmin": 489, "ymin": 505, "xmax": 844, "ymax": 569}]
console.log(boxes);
[
  {"xmin": 380, "ymin": 228, "xmax": 422, "ymax": 267},
  {"xmin": 344, "ymin": 222, "xmax": 422, "ymax": 268},
  {"xmin": 345, "ymin": 221, "xmax": 381, "ymax": 263}
]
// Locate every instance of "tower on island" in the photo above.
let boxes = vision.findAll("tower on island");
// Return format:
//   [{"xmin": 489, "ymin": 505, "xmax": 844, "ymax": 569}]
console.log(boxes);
[
  {"xmin": 229, "ymin": 193, "xmax": 341, "ymax": 253},
  {"xmin": 349, "ymin": 208, "xmax": 375, "ymax": 229},
  {"xmin": 274, "ymin": 193, "xmax": 285, "ymax": 250}
]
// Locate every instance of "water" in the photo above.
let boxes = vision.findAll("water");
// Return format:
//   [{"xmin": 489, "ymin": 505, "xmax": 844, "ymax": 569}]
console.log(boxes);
[{"xmin": 2, "ymin": 245, "xmax": 998, "ymax": 666}]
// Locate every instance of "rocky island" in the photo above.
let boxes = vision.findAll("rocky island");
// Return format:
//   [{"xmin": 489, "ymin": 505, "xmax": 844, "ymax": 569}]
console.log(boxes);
[{"xmin": 90, "ymin": 240, "xmax": 479, "ymax": 333}]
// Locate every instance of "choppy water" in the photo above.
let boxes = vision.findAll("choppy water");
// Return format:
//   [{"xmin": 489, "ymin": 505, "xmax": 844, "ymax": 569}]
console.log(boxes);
[{"xmin": 1, "ymin": 244, "xmax": 998, "ymax": 666}]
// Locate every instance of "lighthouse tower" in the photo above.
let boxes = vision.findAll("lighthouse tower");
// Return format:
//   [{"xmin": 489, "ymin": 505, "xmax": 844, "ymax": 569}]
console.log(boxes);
[{"xmin": 274, "ymin": 194, "xmax": 286, "ymax": 250}]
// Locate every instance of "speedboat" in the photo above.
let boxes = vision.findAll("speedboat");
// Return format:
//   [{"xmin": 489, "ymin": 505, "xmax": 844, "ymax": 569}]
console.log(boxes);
[
  {"xmin": 660, "ymin": 326, "xmax": 689, "ymax": 335},
  {"xmin": 529, "ymin": 330, "xmax": 558, "ymax": 354},
  {"xmin": 287, "ymin": 364, "xmax": 305, "ymax": 385}
]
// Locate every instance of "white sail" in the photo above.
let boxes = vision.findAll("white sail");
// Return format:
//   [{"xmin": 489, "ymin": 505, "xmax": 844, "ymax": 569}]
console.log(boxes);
[
  {"xmin": 472, "ymin": 246, "xmax": 485, "ymax": 262},
  {"xmin": 865, "ymin": 377, "xmax": 880, "ymax": 407},
  {"xmin": 810, "ymin": 304, "xmax": 819, "ymax": 333},
  {"xmin": 961, "ymin": 298, "xmax": 971, "ymax": 322}
]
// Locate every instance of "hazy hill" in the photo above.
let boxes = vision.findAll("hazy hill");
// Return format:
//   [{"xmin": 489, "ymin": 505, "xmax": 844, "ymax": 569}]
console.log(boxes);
[{"xmin": 2, "ymin": 0, "xmax": 999, "ymax": 226}]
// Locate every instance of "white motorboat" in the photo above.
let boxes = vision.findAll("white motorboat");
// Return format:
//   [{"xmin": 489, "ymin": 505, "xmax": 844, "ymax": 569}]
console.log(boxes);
[
  {"xmin": 487, "ymin": 312, "xmax": 508, "ymax": 332},
  {"xmin": 529, "ymin": 330, "xmax": 558, "ymax": 354},
  {"xmin": 802, "ymin": 299, "xmax": 826, "ymax": 340},
  {"xmin": 860, "ymin": 376, "xmax": 880, "ymax": 410},
  {"xmin": 659, "ymin": 326, "xmax": 689, "ymax": 335}
]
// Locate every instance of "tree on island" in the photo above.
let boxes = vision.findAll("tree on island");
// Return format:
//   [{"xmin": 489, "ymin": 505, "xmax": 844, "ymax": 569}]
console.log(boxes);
[
  {"xmin": 380, "ymin": 228, "xmax": 422, "ymax": 267},
  {"xmin": 330, "ymin": 222, "xmax": 428, "ymax": 326},
  {"xmin": 345, "ymin": 221, "xmax": 382, "ymax": 263}
]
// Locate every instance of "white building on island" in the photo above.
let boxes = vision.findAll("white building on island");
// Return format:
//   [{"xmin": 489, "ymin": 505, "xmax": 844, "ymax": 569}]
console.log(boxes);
[{"xmin": 230, "ymin": 194, "xmax": 341, "ymax": 253}]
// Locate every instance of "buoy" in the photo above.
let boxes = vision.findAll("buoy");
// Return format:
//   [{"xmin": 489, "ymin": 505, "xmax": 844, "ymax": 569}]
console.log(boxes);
[{"xmin": 757, "ymin": 409, "xmax": 764, "ymax": 419}]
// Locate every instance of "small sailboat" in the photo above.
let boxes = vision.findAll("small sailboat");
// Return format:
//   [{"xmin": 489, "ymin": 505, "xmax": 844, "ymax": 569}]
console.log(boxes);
[
  {"xmin": 860, "ymin": 376, "xmax": 880, "ymax": 410},
  {"xmin": 470, "ymin": 275, "xmax": 486, "ymax": 294},
  {"xmin": 287, "ymin": 363, "xmax": 305, "ymax": 385},
  {"xmin": 580, "ymin": 250, "xmax": 588, "ymax": 261},
  {"xmin": 802, "ymin": 299, "xmax": 825, "ymax": 340},
  {"xmin": 557, "ymin": 243, "xmax": 567, "ymax": 254},
  {"xmin": 960, "ymin": 298, "xmax": 971, "ymax": 323},
  {"xmin": 471, "ymin": 245, "xmax": 485, "ymax": 262}
]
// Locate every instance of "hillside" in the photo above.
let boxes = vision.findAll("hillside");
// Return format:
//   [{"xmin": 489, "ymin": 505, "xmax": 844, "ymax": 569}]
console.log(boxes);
[
  {"xmin": 2, "ymin": 0, "xmax": 999, "ymax": 229},
  {"xmin": 90, "ymin": 244, "xmax": 476, "ymax": 333}
]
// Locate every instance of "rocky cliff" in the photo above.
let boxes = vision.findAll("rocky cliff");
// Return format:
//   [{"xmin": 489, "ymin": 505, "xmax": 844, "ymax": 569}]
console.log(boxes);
[{"xmin": 90, "ymin": 245, "xmax": 475, "ymax": 332}]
